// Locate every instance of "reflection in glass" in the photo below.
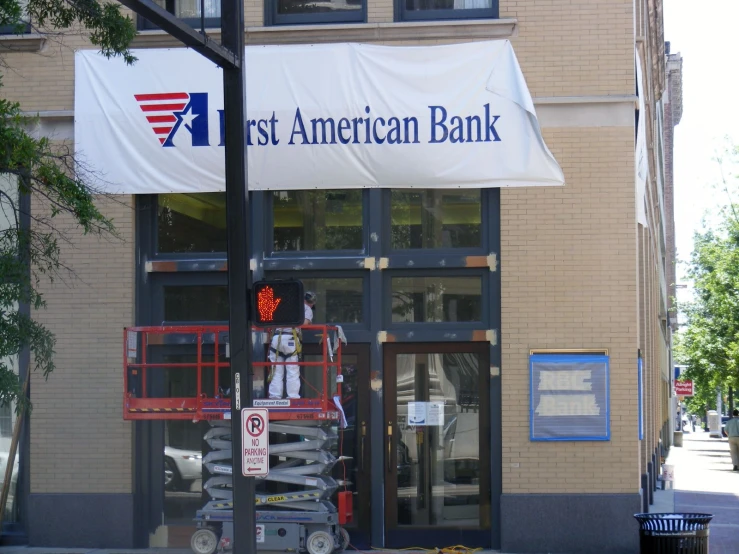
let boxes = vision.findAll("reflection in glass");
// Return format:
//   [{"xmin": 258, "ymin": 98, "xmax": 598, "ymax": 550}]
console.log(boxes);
[
  {"xmin": 278, "ymin": 0, "xmax": 362, "ymax": 16},
  {"xmin": 299, "ymin": 354, "xmax": 361, "ymax": 527},
  {"xmin": 163, "ymin": 286, "xmax": 229, "ymax": 322},
  {"xmin": 174, "ymin": 0, "xmax": 220, "ymax": 18},
  {"xmin": 158, "ymin": 193, "xmax": 227, "ymax": 253},
  {"xmin": 395, "ymin": 353, "xmax": 485, "ymax": 527},
  {"xmin": 405, "ymin": 0, "xmax": 491, "ymax": 11},
  {"xmin": 392, "ymin": 276, "xmax": 482, "ymax": 322},
  {"xmin": 273, "ymin": 190, "xmax": 363, "ymax": 252},
  {"xmin": 0, "ymin": 403, "xmax": 18, "ymax": 524},
  {"xmin": 298, "ymin": 278, "xmax": 363, "ymax": 324},
  {"xmin": 152, "ymin": 0, "xmax": 221, "ymax": 18},
  {"xmin": 391, "ymin": 190, "xmax": 481, "ymax": 249},
  {"xmin": 164, "ymin": 420, "xmax": 209, "ymax": 525},
  {"xmin": 0, "ymin": 174, "xmax": 20, "ymax": 523}
]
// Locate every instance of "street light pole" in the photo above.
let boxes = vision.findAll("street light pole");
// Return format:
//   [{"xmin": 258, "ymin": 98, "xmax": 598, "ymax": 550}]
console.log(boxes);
[{"xmin": 221, "ymin": 1, "xmax": 255, "ymax": 554}]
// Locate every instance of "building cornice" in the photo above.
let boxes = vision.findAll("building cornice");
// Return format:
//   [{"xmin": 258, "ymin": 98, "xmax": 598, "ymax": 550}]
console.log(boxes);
[{"xmin": 0, "ymin": 33, "xmax": 46, "ymax": 52}]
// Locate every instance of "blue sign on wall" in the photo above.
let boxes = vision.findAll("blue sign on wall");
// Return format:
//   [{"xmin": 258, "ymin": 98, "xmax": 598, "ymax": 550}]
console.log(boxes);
[{"xmin": 530, "ymin": 354, "xmax": 610, "ymax": 441}]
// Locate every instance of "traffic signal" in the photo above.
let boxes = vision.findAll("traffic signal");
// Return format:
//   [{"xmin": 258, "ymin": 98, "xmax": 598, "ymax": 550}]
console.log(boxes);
[{"xmin": 251, "ymin": 280, "xmax": 305, "ymax": 326}]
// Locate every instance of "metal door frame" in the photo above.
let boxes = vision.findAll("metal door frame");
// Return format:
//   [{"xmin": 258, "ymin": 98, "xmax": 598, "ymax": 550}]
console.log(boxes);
[{"xmin": 383, "ymin": 342, "xmax": 492, "ymax": 548}]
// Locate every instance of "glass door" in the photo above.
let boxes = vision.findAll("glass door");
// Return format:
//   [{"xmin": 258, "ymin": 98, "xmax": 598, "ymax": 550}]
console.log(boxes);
[
  {"xmin": 384, "ymin": 343, "xmax": 491, "ymax": 548},
  {"xmin": 303, "ymin": 343, "xmax": 371, "ymax": 548}
]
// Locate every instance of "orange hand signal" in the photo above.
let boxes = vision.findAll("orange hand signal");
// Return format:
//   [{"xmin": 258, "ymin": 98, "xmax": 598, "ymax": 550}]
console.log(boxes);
[{"xmin": 257, "ymin": 286, "xmax": 281, "ymax": 322}]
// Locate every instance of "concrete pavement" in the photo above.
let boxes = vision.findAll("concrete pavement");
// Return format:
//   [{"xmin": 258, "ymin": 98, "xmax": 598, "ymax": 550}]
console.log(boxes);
[{"xmin": 650, "ymin": 428, "xmax": 739, "ymax": 554}]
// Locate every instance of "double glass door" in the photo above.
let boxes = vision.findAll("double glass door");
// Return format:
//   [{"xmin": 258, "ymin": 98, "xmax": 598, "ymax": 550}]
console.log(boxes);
[{"xmin": 384, "ymin": 343, "xmax": 491, "ymax": 548}]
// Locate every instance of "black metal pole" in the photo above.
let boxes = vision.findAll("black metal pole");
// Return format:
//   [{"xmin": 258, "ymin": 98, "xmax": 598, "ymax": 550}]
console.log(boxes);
[{"xmin": 222, "ymin": 0, "xmax": 255, "ymax": 553}]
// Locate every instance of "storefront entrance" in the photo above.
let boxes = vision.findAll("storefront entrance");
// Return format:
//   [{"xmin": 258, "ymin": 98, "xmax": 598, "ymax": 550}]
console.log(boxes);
[
  {"xmin": 383, "ymin": 343, "xmax": 491, "ymax": 548},
  {"xmin": 303, "ymin": 344, "xmax": 371, "ymax": 548},
  {"xmin": 135, "ymin": 188, "xmax": 502, "ymax": 549}
]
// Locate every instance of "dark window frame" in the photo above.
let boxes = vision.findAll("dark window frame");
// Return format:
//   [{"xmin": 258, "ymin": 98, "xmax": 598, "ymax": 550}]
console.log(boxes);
[
  {"xmin": 385, "ymin": 268, "xmax": 489, "ymax": 329},
  {"xmin": 384, "ymin": 188, "xmax": 488, "ymax": 255},
  {"xmin": 142, "ymin": 194, "xmax": 229, "ymax": 259},
  {"xmin": 264, "ymin": 270, "xmax": 369, "ymax": 329},
  {"xmin": 265, "ymin": 0, "xmax": 366, "ymax": 26},
  {"xmin": 150, "ymin": 272, "xmax": 229, "ymax": 325},
  {"xmin": 137, "ymin": 0, "xmax": 220, "ymax": 31},
  {"xmin": 267, "ymin": 189, "xmax": 370, "ymax": 258},
  {"xmin": 394, "ymin": 0, "xmax": 498, "ymax": 22},
  {"xmin": 0, "ymin": 22, "xmax": 31, "ymax": 35}
]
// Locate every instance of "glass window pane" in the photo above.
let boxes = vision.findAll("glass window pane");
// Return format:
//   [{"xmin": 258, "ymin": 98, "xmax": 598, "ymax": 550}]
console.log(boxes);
[
  {"xmin": 298, "ymin": 278, "xmax": 363, "ymax": 324},
  {"xmin": 152, "ymin": 0, "xmax": 220, "ymax": 17},
  {"xmin": 158, "ymin": 193, "xmax": 227, "ymax": 253},
  {"xmin": 0, "ymin": 174, "xmax": 20, "ymax": 523},
  {"xmin": 175, "ymin": 0, "xmax": 221, "ymax": 17},
  {"xmin": 273, "ymin": 190, "xmax": 363, "ymax": 252},
  {"xmin": 396, "ymin": 352, "xmax": 483, "ymax": 527},
  {"xmin": 164, "ymin": 420, "xmax": 209, "ymax": 524},
  {"xmin": 404, "ymin": 0, "xmax": 491, "ymax": 12},
  {"xmin": 391, "ymin": 189, "xmax": 481, "ymax": 249},
  {"xmin": 392, "ymin": 276, "xmax": 481, "ymax": 322},
  {"xmin": 278, "ymin": 0, "xmax": 362, "ymax": 16},
  {"xmin": 164, "ymin": 285, "xmax": 229, "ymax": 321}
]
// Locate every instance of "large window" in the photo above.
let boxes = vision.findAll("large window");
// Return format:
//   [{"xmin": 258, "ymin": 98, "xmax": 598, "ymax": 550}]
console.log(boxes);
[
  {"xmin": 399, "ymin": 0, "xmax": 497, "ymax": 21},
  {"xmin": 139, "ymin": 0, "xmax": 221, "ymax": 30},
  {"xmin": 272, "ymin": 190, "xmax": 364, "ymax": 253},
  {"xmin": 0, "ymin": 174, "xmax": 21, "ymax": 524},
  {"xmin": 0, "ymin": 0, "xmax": 30, "ymax": 34},
  {"xmin": 296, "ymin": 277, "xmax": 364, "ymax": 324},
  {"xmin": 270, "ymin": 0, "xmax": 364, "ymax": 26},
  {"xmin": 158, "ymin": 193, "xmax": 227, "ymax": 254},
  {"xmin": 391, "ymin": 275, "xmax": 482, "ymax": 323},
  {"xmin": 391, "ymin": 189, "xmax": 481, "ymax": 250},
  {"xmin": 163, "ymin": 285, "xmax": 229, "ymax": 322}
]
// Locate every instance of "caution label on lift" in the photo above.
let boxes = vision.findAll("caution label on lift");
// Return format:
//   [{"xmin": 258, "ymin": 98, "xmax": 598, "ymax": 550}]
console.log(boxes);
[{"xmin": 242, "ymin": 408, "xmax": 269, "ymax": 477}]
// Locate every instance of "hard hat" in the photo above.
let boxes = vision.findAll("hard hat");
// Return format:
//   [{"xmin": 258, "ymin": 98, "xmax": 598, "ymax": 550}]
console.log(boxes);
[{"xmin": 304, "ymin": 291, "xmax": 317, "ymax": 304}]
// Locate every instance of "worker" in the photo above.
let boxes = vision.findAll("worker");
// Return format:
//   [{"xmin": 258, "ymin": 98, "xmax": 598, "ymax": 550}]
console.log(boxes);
[{"xmin": 267, "ymin": 291, "xmax": 317, "ymax": 399}]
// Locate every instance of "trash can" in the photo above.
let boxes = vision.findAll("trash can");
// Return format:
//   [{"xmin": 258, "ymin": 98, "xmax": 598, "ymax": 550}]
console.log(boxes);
[{"xmin": 634, "ymin": 513, "xmax": 712, "ymax": 554}]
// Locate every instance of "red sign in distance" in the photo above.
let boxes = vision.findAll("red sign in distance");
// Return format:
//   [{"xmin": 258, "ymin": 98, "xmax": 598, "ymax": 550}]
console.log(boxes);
[{"xmin": 674, "ymin": 380, "xmax": 693, "ymax": 396}]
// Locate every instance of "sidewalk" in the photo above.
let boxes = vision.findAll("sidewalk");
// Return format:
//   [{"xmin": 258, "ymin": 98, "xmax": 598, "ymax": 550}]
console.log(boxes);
[{"xmin": 651, "ymin": 429, "xmax": 739, "ymax": 554}]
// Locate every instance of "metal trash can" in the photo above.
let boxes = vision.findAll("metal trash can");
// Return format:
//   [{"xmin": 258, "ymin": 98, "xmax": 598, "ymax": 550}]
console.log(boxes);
[{"xmin": 634, "ymin": 513, "xmax": 712, "ymax": 554}]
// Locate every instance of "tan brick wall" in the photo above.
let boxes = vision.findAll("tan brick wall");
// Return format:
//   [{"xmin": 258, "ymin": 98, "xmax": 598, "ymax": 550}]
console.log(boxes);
[
  {"xmin": 504, "ymin": 0, "xmax": 635, "ymax": 98},
  {"xmin": 0, "ymin": 0, "xmax": 655, "ymax": 501},
  {"xmin": 0, "ymin": 0, "xmax": 634, "ymax": 112},
  {"xmin": 500, "ymin": 127, "xmax": 639, "ymax": 494},
  {"xmin": 30, "ymin": 193, "xmax": 135, "ymax": 494}
]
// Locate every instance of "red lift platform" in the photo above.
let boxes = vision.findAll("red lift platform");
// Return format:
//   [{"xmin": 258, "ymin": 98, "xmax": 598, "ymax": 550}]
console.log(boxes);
[{"xmin": 123, "ymin": 324, "xmax": 344, "ymax": 422}]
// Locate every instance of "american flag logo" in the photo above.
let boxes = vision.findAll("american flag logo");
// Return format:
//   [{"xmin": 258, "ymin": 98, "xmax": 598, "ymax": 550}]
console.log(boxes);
[{"xmin": 134, "ymin": 92, "xmax": 190, "ymax": 145}]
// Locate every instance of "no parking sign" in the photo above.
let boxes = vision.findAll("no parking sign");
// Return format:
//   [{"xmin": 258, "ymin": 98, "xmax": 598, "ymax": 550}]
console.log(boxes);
[{"xmin": 242, "ymin": 408, "xmax": 269, "ymax": 477}]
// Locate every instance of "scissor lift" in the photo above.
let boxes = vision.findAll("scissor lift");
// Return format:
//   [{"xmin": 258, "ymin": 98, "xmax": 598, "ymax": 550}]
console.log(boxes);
[{"xmin": 123, "ymin": 325, "xmax": 351, "ymax": 554}]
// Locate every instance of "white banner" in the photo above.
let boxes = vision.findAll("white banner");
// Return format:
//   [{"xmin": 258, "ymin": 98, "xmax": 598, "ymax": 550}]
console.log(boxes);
[{"xmin": 75, "ymin": 41, "xmax": 564, "ymax": 194}]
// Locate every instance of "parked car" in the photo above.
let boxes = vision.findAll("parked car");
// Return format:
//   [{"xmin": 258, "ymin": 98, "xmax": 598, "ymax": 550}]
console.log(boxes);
[
  {"xmin": 164, "ymin": 446, "xmax": 202, "ymax": 491},
  {"xmin": 721, "ymin": 416, "xmax": 730, "ymax": 438}
]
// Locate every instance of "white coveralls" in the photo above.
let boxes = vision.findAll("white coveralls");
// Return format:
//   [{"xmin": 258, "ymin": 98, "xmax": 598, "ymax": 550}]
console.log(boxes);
[{"xmin": 268, "ymin": 303, "xmax": 313, "ymax": 399}]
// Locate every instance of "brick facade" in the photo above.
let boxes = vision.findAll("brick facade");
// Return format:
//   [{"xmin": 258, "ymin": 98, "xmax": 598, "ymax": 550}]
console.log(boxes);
[
  {"xmin": 30, "ymin": 195, "xmax": 135, "ymax": 494},
  {"xmin": 0, "ymin": 0, "xmax": 675, "ymax": 549}
]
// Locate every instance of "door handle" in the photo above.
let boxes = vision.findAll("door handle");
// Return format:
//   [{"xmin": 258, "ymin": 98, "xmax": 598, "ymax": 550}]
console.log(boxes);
[
  {"xmin": 360, "ymin": 421, "xmax": 366, "ymax": 472},
  {"xmin": 386, "ymin": 421, "xmax": 393, "ymax": 473}
]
